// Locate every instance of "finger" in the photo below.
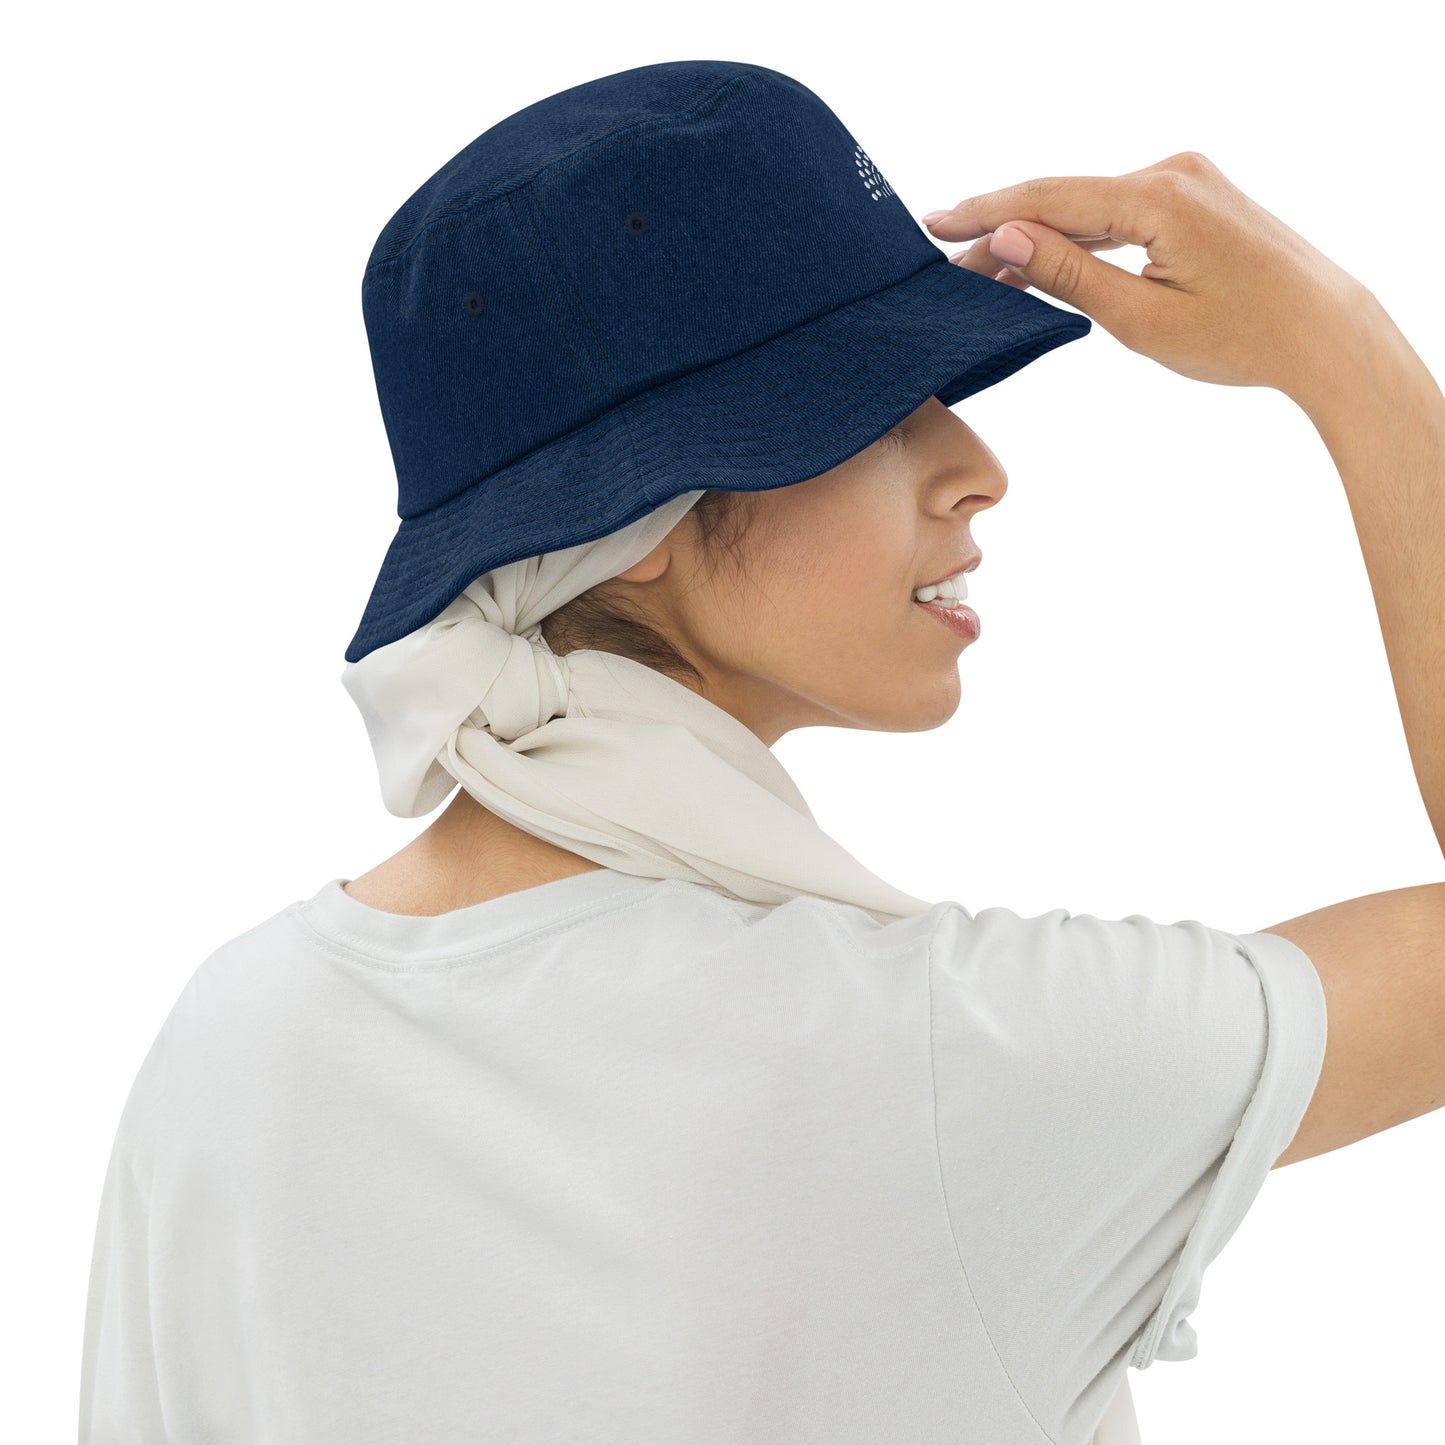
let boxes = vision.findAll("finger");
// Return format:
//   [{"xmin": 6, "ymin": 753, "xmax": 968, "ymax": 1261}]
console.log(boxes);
[
  {"xmin": 944, "ymin": 232, "xmax": 1128, "ymax": 273},
  {"xmin": 945, "ymin": 234, "xmax": 1009, "ymax": 280},
  {"xmin": 1054, "ymin": 234, "xmax": 1130, "ymax": 253},
  {"xmin": 991, "ymin": 239, "xmax": 1139, "ymax": 281},
  {"xmin": 925, "ymin": 175, "xmax": 1146, "ymax": 248}
]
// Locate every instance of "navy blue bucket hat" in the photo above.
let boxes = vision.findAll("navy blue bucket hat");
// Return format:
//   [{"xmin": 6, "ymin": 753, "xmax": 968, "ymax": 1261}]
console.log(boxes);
[{"xmin": 345, "ymin": 59, "xmax": 1091, "ymax": 664}]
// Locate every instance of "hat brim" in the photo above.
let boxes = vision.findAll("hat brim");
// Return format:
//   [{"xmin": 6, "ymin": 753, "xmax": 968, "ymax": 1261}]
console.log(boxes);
[{"xmin": 344, "ymin": 254, "xmax": 1091, "ymax": 663}]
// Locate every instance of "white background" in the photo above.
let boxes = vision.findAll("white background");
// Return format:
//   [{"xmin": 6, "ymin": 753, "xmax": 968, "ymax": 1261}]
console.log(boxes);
[{"xmin": 7, "ymin": 2, "xmax": 1442, "ymax": 1441}]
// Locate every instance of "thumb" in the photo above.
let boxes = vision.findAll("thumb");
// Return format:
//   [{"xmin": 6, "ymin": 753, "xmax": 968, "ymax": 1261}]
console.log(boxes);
[{"xmin": 988, "ymin": 220, "xmax": 1130, "ymax": 328}]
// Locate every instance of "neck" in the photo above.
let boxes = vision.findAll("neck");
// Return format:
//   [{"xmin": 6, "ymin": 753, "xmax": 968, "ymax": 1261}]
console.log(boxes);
[
  {"xmin": 431, "ymin": 789, "xmax": 605, "ymax": 878},
  {"xmin": 345, "ymin": 789, "xmax": 604, "ymax": 916}
]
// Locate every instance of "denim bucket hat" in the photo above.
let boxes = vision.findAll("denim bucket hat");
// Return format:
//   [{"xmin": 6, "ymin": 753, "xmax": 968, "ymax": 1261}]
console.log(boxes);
[{"xmin": 344, "ymin": 58, "xmax": 1092, "ymax": 664}]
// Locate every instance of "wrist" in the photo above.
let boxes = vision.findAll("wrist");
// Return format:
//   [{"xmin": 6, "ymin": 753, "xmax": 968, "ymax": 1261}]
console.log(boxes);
[{"xmin": 1286, "ymin": 287, "xmax": 1435, "ymax": 439}]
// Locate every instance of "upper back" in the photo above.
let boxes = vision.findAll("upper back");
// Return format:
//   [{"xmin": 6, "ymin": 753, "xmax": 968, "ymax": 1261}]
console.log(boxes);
[{"xmin": 82, "ymin": 869, "xmax": 1328, "ymax": 1445}]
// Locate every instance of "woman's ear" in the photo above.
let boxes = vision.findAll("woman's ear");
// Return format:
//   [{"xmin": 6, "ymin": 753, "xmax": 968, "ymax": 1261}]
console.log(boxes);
[{"xmin": 610, "ymin": 538, "xmax": 674, "ymax": 586}]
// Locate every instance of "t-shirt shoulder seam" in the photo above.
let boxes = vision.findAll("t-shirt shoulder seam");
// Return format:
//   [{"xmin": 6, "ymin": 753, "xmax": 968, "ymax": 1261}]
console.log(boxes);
[
  {"xmin": 925, "ymin": 922, "xmax": 1063, "ymax": 1445},
  {"xmin": 810, "ymin": 898, "xmax": 937, "ymax": 961}
]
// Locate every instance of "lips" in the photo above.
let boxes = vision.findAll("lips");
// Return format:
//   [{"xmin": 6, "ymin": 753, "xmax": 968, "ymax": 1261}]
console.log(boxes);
[
  {"xmin": 916, "ymin": 600, "xmax": 981, "ymax": 642},
  {"xmin": 916, "ymin": 553, "xmax": 981, "ymax": 591}
]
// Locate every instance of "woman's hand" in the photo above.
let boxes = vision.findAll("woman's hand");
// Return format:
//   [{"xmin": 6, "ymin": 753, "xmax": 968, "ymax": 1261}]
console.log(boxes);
[{"xmin": 925, "ymin": 151, "xmax": 1377, "ymax": 400}]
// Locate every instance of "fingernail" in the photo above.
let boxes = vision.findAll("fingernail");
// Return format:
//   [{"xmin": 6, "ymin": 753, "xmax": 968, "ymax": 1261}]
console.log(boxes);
[
  {"xmin": 921, "ymin": 210, "xmax": 950, "ymax": 227},
  {"xmin": 990, "ymin": 225, "xmax": 1033, "ymax": 267}
]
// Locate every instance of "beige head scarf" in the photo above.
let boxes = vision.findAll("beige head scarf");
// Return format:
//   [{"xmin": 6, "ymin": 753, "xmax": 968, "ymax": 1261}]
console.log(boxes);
[{"xmin": 340, "ymin": 487, "xmax": 934, "ymax": 925}]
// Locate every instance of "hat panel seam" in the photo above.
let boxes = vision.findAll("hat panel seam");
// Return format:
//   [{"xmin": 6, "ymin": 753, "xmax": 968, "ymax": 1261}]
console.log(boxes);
[
  {"xmin": 513, "ymin": 179, "xmax": 654, "ymax": 507},
  {"xmin": 503, "ymin": 185, "xmax": 609, "ymax": 415}
]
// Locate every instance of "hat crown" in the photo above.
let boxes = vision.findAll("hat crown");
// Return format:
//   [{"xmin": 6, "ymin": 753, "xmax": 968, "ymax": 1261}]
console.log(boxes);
[
  {"xmin": 364, "ymin": 61, "xmax": 910, "ymax": 272},
  {"xmin": 361, "ymin": 61, "xmax": 932, "ymax": 522}
]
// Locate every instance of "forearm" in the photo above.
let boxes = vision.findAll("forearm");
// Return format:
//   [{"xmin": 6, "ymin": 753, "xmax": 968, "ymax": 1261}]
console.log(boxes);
[{"xmin": 1288, "ymin": 290, "xmax": 1445, "ymax": 861}]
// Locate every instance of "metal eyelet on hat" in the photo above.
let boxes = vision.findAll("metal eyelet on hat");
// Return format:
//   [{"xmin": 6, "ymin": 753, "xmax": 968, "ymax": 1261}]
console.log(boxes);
[
  {"xmin": 462, "ymin": 292, "xmax": 486, "ymax": 317},
  {"xmin": 624, "ymin": 211, "xmax": 647, "ymax": 236}
]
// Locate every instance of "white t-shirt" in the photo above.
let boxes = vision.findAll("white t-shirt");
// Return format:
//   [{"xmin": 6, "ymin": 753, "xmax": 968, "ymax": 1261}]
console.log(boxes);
[{"xmin": 80, "ymin": 869, "xmax": 1327, "ymax": 1445}]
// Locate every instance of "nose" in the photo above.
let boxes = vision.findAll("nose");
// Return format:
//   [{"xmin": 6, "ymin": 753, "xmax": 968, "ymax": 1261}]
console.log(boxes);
[
  {"xmin": 926, "ymin": 407, "xmax": 1008, "ymax": 514},
  {"xmin": 955, "ymin": 460, "xmax": 1008, "ymax": 514}
]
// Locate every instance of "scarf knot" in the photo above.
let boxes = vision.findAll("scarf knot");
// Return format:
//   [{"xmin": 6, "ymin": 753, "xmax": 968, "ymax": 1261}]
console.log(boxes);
[
  {"xmin": 340, "ymin": 488, "xmax": 935, "ymax": 924},
  {"xmin": 471, "ymin": 623, "xmax": 573, "ymax": 744}
]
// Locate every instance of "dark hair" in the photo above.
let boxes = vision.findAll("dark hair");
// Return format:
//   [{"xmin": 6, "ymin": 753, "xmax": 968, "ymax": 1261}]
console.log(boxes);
[{"xmin": 539, "ymin": 488, "xmax": 763, "ymax": 693}]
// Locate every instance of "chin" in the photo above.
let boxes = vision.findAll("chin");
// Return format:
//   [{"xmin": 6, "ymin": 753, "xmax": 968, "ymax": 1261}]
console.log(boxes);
[
  {"xmin": 861, "ymin": 682, "xmax": 963, "ymax": 734},
  {"xmin": 904, "ymin": 704, "xmax": 962, "ymax": 734}
]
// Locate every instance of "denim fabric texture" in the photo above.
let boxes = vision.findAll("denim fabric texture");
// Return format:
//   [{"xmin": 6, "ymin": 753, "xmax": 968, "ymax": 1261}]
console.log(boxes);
[{"xmin": 347, "ymin": 58, "xmax": 1092, "ymax": 664}]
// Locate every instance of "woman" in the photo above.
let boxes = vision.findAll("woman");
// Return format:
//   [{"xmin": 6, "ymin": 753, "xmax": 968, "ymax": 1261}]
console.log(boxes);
[{"xmin": 80, "ymin": 60, "xmax": 1445, "ymax": 1445}]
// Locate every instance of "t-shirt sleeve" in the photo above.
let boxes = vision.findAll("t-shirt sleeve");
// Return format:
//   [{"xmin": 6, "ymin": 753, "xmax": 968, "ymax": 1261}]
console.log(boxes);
[
  {"xmin": 78, "ymin": 1020, "xmax": 173, "ymax": 1443},
  {"xmin": 927, "ymin": 903, "xmax": 1327, "ymax": 1436}
]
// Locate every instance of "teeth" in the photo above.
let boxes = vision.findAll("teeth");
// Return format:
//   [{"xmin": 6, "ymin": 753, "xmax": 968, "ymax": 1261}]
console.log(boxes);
[{"xmin": 912, "ymin": 573, "xmax": 969, "ymax": 604}]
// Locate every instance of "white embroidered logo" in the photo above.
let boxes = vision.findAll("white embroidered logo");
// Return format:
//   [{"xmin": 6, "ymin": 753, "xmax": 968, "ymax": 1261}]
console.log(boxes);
[{"xmin": 854, "ymin": 144, "xmax": 894, "ymax": 201}]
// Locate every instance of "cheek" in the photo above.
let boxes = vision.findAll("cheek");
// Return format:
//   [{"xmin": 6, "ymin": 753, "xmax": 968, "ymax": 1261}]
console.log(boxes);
[
  {"xmin": 773, "ymin": 512, "xmax": 911, "ymax": 603},
  {"xmin": 762, "ymin": 572, "xmax": 913, "ymax": 666},
  {"xmin": 734, "ymin": 493, "xmax": 916, "ymax": 649},
  {"xmin": 760, "ymin": 551, "xmax": 904, "ymax": 635},
  {"xmin": 824, "ymin": 532, "xmax": 914, "ymax": 624}
]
